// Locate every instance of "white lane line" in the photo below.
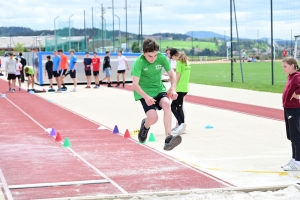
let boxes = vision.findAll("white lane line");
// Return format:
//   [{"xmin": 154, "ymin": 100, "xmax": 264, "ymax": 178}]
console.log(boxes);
[
  {"xmin": 35, "ymin": 94, "xmax": 233, "ymax": 187},
  {"xmin": 8, "ymin": 180, "xmax": 109, "ymax": 189},
  {"xmin": 1, "ymin": 94, "xmax": 128, "ymax": 194},
  {"xmin": 0, "ymin": 169, "xmax": 13, "ymax": 200}
]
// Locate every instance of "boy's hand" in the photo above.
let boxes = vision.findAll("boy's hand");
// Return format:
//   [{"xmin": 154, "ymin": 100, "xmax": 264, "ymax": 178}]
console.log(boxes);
[
  {"xmin": 144, "ymin": 95, "xmax": 156, "ymax": 106},
  {"xmin": 167, "ymin": 88, "xmax": 178, "ymax": 100}
]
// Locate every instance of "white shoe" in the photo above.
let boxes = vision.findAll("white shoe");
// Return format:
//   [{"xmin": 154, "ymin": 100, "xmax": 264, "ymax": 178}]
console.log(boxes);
[
  {"xmin": 182, "ymin": 129, "xmax": 186, "ymax": 134},
  {"xmin": 281, "ymin": 158, "xmax": 295, "ymax": 168},
  {"xmin": 283, "ymin": 161, "xmax": 300, "ymax": 171},
  {"xmin": 171, "ymin": 123, "xmax": 186, "ymax": 136},
  {"xmin": 171, "ymin": 124, "xmax": 178, "ymax": 132},
  {"xmin": 71, "ymin": 88, "xmax": 77, "ymax": 92}
]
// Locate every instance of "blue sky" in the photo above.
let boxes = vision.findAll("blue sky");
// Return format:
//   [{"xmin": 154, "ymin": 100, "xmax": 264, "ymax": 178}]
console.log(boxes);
[{"xmin": 0, "ymin": 0, "xmax": 299, "ymax": 39}]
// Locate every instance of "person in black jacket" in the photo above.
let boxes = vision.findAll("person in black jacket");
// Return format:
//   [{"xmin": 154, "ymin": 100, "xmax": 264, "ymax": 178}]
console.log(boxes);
[
  {"xmin": 19, "ymin": 52, "xmax": 27, "ymax": 82},
  {"xmin": 100, "ymin": 51, "xmax": 112, "ymax": 87},
  {"xmin": 45, "ymin": 55, "xmax": 54, "ymax": 89}
]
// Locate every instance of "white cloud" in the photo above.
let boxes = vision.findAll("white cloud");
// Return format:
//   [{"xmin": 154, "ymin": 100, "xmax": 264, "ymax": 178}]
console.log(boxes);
[{"xmin": 0, "ymin": 0, "xmax": 298, "ymax": 39}]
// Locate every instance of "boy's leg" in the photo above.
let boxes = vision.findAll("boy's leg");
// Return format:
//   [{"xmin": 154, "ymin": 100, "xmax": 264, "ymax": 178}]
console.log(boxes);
[
  {"xmin": 122, "ymin": 72, "xmax": 126, "ymax": 84},
  {"xmin": 8, "ymin": 79, "xmax": 11, "ymax": 91},
  {"xmin": 31, "ymin": 75, "xmax": 34, "ymax": 89}
]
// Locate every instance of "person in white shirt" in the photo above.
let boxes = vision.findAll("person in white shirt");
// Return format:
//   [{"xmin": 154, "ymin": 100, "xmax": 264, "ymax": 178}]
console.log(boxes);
[
  {"xmin": 115, "ymin": 51, "xmax": 129, "ymax": 88},
  {"xmin": 15, "ymin": 57, "xmax": 23, "ymax": 91},
  {"xmin": 5, "ymin": 53, "xmax": 17, "ymax": 92}
]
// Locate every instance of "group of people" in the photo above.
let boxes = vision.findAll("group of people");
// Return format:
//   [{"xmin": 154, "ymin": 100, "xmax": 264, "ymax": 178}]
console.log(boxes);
[
  {"xmin": 131, "ymin": 38, "xmax": 191, "ymax": 151},
  {"xmin": 5, "ymin": 52, "xmax": 34, "ymax": 92},
  {"xmin": 45, "ymin": 50, "xmax": 130, "ymax": 93}
]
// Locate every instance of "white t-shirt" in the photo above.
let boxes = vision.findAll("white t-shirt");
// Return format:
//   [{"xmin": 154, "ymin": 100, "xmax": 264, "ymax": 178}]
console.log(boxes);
[
  {"xmin": 15, "ymin": 62, "xmax": 22, "ymax": 75},
  {"xmin": 117, "ymin": 55, "xmax": 127, "ymax": 70},
  {"xmin": 170, "ymin": 59, "xmax": 177, "ymax": 71}
]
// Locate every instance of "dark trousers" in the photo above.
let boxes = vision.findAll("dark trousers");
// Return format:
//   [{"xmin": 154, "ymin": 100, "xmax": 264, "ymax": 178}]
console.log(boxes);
[
  {"xmin": 20, "ymin": 66, "xmax": 25, "ymax": 82},
  {"xmin": 171, "ymin": 92, "xmax": 187, "ymax": 125},
  {"xmin": 284, "ymin": 108, "xmax": 300, "ymax": 161}
]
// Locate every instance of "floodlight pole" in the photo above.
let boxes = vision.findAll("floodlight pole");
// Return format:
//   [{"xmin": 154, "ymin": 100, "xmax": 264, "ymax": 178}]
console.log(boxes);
[
  {"xmin": 230, "ymin": 0, "xmax": 233, "ymax": 82},
  {"xmin": 54, "ymin": 15, "xmax": 59, "ymax": 50},
  {"xmin": 125, "ymin": 0, "xmax": 128, "ymax": 52},
  {"xmin": 115, "ymin": 14, "xmax": 121, "ymax": 50},
  {"xmin": 69, "ymin": 14, "xmax": 74, "ymax": 50},
  {"xmin": 92, "ymin": 7, "xmax": 95, "ymax": 51},
  {"xmin": 112, "ymin": 0, "xmax": 115, "ymax": 52},
  {"xmin": 271, "ymin": 0, "xmax": 274, "ymax": 85}
]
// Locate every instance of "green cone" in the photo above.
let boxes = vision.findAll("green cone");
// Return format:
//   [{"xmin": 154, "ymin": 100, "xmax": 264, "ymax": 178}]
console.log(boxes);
[
  {"xmin": 63, "ymin": 137, "xmax": 71, "ymax": 148},
  {"xmin": 148, "ymin": 132, "xmax": 156, "ymax": 142}
]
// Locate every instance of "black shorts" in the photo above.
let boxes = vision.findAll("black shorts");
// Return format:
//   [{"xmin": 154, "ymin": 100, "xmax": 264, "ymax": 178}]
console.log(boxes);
[
  {"xmin": 7, "ymin": 74, "xmax": 16, "ymax": 80},
  {"xmin": 60, "ymin": 69, "xmax": 67, "ymax": 76},
  {"xmin": 53, "ymin": 71, "xmax": 60, "ymax": 78},
  {"xmin": 117, "ymin": 70, "xmax": 126, "ymax": 74},
  {"xmin": 93, "ymin": 71, "xmax": 99, "ymax": 76},
  {"xmin": 47, "ymin": 70, "xmax": 53, "ymax": 79},
  {"xmin": 140, "ymin": 92, "xmax": 168, "ymax": 113},
  {"xmin": 26, "ymin": 73, "xmax": 34, "ymax": 77},
  {"xmin": 16, "ymin": 75, "xmax": 21, "ymax": 79},
  {"xmin": 70, "ymin": 70, "xmax": 76, "ymax": 78},
  {"xmin": 85, "ymin": 70, "xmax": 91, "ymax": 76}
]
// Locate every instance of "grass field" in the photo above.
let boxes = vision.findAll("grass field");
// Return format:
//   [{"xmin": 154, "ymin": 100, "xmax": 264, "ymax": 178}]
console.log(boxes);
[
  {"xmin": 157, "ymin": 40, "xmax": 218, "ymax": 51},
  {"xmin": 190, "ymin": 61, "xmax": 287, "ymax": 93},
  {"xmin": 127, "ymin": 40, "xmax": 218, "ymax": 51}
]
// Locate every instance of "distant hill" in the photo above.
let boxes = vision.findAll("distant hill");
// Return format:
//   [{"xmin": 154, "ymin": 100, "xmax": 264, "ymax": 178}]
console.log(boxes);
[{"xmin": 185, "ymin": 31, "xmax": 230, "ymax": 40}]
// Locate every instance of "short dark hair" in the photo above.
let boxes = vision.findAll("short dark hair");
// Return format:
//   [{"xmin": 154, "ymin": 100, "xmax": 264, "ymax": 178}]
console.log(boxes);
[
  {"xmin": 105, "ymin": 51, "xmax": 110, "ymax": 54},
  {"xmin": 85, "ymin": 52, "xmax": 89, "ymax": 54},
  {"xmin": 25, "ymin": 67, "xmax": 29, "ymax": 73},
  {"xmin": 93, "ymin": 51, "xmax": 97, "ymax": 54},
  {"xmin": 143, "ymin": 38, "xmax": 159, "ymax": 53},
  {"xmin": 46, "ymin": 55, "xmax": 51, "ymax": 59},
  {"xmin": 8, "ymin": 52, "xmax": 13, "ymax": 56},
  {"xmin": 57, "ymin": 49, "xmax": 63, "ymax": 53},
  {"xmin": 19, "ymin": 52, "xmax": 23, "ymax": 56},
  {"xmin": 118, "ymin": 51, "xmax": 122, "ymax": 54}
]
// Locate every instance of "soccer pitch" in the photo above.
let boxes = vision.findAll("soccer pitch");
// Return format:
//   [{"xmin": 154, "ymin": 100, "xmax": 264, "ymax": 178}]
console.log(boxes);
[{"xmin": 190, "ymin": 62, "xmax": 287, "ymax": 93}]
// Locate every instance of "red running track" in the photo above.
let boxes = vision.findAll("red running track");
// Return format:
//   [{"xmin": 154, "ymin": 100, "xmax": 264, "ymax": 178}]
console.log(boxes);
[
  {"xmin": 119, "ymin": 84, "xmax": 284, "ymax": 121},
  {"xmin": 0, "ymin": 79, "xmax": 231, "ymax": 200}
]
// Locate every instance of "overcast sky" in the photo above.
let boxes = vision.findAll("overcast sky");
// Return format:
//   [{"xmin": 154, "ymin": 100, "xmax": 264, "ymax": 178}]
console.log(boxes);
[{"xmin": 0, "ymin": 0, "xmax": 299, "ymax": 39}]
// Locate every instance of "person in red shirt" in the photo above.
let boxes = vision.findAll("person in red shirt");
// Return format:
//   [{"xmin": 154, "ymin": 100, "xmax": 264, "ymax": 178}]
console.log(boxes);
[
  {"xmin": 281, "ymin": 57, "xmax": 300, "ymax": 171},
  {"xmin": 58, "ymin": 49, "xmax": 68, "ymax": 90},
  {"xmin": 282, "ymin": 49, "xmax": 288, "ymax": 58},
  {"xmin": 92, "ymin": 52, "xmax": 101, "ymax": 88}
]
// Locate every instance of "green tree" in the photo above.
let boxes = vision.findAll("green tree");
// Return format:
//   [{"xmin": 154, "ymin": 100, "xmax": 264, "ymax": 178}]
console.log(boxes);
[
  {"xmin": 131, "ymin": 41, "xmax": 140, "ymax": 53},
  {"xmin": 14, "ymin": 42, "xmax": 24, "ymax": 52}
]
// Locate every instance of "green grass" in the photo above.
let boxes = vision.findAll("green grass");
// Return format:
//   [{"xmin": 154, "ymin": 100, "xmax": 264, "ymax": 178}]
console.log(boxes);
[
  {"xmin": 127, "ymin": 40, "xmax": 218, "ymax": 51},
  {"xmin": 157, "ymin": 40, "xmax": 218, "ymax": 51},
  {"xmin": 190, "ymin": 61, "xmax": 287, "ymax": 93}
]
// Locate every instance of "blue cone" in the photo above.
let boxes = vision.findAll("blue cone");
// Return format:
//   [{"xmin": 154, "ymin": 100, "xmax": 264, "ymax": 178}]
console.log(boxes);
[
  {"xmin": 112, "ymin": 125, "xmax": 119, "ymax": 134},
  {"xmin": 205, "ymin": 125, "xmax": 214, "ymax": 129},
  {"xmin": 49, "ymin": 128, "xmax": 56, "ymax": 136}
]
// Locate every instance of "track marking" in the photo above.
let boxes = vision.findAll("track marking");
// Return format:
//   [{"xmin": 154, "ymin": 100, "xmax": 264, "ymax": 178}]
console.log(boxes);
[
  {"xmin": 8, "ymin": 180, "xmax": 109, "ymax": 189},
  {"xmin": 0, "ymin": 169, "xmax": 13, "ymax": 200},
  {"xmin": 1, "ymin": 94, "xmax": 128, "ymax": 194}
]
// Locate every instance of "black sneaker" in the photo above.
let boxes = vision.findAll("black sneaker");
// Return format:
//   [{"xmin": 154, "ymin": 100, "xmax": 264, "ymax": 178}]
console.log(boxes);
[
  {"xmin": 163, "ymin": 135, "xmax": 182, "ymax": 151},
  {"xmin": 138, "ymin": 118, "xmax": 149, "ymax": 143},
  {"xmin": 122, "ymin": 83, "xmax": 125, "ymax": 88},
  {"xmin": 108, "ymin": 83, "xmax": 113, "ymax": 87}
]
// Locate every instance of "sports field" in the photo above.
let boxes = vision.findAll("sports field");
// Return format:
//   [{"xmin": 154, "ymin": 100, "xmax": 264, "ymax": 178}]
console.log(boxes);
[{"xmin": 190, "ymin": 61, "xmax": 286, "ymax": 93}]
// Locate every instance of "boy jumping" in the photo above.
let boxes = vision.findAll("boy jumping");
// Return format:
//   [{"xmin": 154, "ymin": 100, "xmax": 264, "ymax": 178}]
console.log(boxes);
[{"xmin": 131, "ymin": 38, "xmax": 186, "ymax": 151}]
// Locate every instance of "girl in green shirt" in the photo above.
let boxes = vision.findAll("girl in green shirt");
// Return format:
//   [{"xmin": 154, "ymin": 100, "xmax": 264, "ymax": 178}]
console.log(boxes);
[{"xmin": 170, "ymin": 50, "xmax": 191, "ymax": 134}]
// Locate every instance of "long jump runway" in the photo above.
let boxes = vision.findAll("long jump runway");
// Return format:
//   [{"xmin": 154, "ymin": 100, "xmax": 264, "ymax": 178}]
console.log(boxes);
[{"xmin": 0, "ymin": 81, "xmax": 231, "ymax": 199}]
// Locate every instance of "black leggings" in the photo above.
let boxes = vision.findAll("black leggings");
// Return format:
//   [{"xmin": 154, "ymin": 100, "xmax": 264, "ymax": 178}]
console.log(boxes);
[{"xmin": 171, "ymin": 92, "xmax": 187, "ymax": 125}]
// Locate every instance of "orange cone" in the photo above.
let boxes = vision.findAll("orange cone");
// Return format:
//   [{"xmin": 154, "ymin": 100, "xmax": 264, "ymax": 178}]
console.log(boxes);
[
  {"xmin": 55, "ymin": 132, "xmax": 63, "ymax": 142},
  {"xmin": 124, "ymin": 129, "xmax": 131, "ymax": 139}
]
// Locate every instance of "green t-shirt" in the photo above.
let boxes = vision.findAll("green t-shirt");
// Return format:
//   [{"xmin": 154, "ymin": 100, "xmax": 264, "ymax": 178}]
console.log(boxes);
[
  {"xmin": 176, "ymin": 60, "xmax": 191, "ymax": 92},
  {"xmin": 25, "ymin": 66, "xmax": 34, "ymax": 75},
  {"xmin": 131, "ymin": 52, "xmax": 171, "ymax": 100}
]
